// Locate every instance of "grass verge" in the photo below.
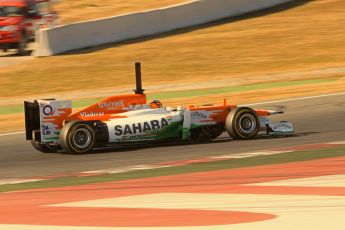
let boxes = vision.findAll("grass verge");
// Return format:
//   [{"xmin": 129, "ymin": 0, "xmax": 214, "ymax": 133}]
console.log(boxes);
[
  {"xmin": 1, "ymin": 145, "xmax": 344, "ymax": 193},
  {"xmin": 0, "ymin": 77, "xmax": 337, "ymax": 115}
]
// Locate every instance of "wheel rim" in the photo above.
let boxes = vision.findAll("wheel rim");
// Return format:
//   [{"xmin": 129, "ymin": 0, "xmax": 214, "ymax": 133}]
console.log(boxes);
[
  {"xmin": 72, "ymin": 128, "xmax": 92, "ymax": 149},
  {"xmin": 238, "ymin": 114, "xmax": 257, "ymax": 134}
]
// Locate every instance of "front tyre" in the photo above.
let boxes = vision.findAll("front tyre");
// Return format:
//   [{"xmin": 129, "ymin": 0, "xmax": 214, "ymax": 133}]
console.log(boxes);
[
  {"xmin": 60, "ymin": 122, "xmax": 95, "ymax": 154},
  {"xmin": 225, "ymin": 107, "xmax": 260, "ymax": 140}
]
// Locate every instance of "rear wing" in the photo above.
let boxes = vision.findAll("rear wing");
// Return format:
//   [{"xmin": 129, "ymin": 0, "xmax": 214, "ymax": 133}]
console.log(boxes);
[{"xmin": 24, "ymin": 99, "xmax": 72, "ymax": 143}]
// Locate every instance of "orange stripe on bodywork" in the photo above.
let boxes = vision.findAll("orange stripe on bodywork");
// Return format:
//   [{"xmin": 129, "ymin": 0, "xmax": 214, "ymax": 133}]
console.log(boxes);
[
  {"xmin": 188, "ymin": 105, "xmax": 236, "ymax": 123},
  {"xmin": 66, "ymin": 94, "xmax": 146, "ymax": 122},
  {"xmin": 42, "ymin": 108, "xmax": 72, "ymax": 129}
]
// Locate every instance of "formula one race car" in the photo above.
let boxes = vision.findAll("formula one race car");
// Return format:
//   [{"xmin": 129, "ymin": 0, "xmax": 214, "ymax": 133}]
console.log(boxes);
[{"xmin": 24, "ymin": 63, "xmax": 294, "ymax": 154}]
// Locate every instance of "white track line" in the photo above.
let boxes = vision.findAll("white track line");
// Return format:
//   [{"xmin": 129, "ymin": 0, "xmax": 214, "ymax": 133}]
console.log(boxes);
[
  {"xmin": 1, "ymin": 140, "xmax": 344, "ymax": 185},
  {"xmin": 244, "ymin": 92, "xmax": 345, "ymax": 106},
  {"xmin": 250, "ymin": 174, "xmax": 345, "ymax": 187},
  {"xmin": 0, "ymin": 178, "xmax": 46, "ymax": 186},
  {"xmin": 329, "ymin": 140, "xmax": 345, "ymax": 145},
  {"xmin": 0, "ymin": 131, "xmax": 25, "ymax": 137},
  {"xmin": 1, "ymin": 92, "xmax": 345, "ymax": 137}
]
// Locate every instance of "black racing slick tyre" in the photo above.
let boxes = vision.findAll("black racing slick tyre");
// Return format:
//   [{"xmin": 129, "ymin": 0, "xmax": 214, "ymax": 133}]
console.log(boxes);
[
  {"xmin": 31, "ymin": 140, "xmax": 57, "ymax": 153},
  {"xmin": 200, "ymin": 125, "xmax": 224, "ymax": 139},
  {"xmin": 190, "ymin": 125, "xmax": 224, "ymax": 141},
  {"xmin": 60, "ymin": 122, "xmax": 96, "ymax": 154},
  {"xmin": 225, "ymin": 107, "xmax": 260, "ymax": 140}
]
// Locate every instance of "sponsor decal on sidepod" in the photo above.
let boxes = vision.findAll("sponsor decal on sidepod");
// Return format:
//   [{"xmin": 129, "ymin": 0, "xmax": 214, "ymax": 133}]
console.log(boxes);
[
  {"xmin": 114, "ymin": 118, "xmax": 169, "ymax": 136},
  {"xmin": 191, "ymin": 111, "xmax": 208, "ymax": 120}
]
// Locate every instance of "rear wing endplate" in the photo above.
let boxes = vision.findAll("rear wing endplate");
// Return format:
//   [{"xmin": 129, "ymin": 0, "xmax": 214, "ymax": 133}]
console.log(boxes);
[{"xmin": 24, "ymin": 100, "xmax": 40, "ymax": 140}]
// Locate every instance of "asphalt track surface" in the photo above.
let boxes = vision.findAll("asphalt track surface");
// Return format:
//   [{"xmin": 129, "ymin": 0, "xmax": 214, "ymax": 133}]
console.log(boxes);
[{"xmin": 0, "ymin": 93, "xmax": 344, "ymax": 180}]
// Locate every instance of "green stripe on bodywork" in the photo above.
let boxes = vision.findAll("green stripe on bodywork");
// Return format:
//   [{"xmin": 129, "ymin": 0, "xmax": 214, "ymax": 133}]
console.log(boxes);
[
  {"xmin": 155, "ymin": 122, "xmax": 183, "ymax": 140},
  {"xmin": 43, "ymin": 137, "xmax": 60, "ymax": 141}
]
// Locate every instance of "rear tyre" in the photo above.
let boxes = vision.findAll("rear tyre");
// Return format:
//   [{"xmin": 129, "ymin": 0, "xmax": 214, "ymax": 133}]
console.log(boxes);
[
  {"xmin": 60, "ymin": 122, "xmax": 95, "ymax": 154},
  {"xmin": 190, "ymin": 125, "xmax": 224, "ymax": 141},
  {"xmin": 31, "ymin": 140, "xmax": 57, "ymax": 153},
  {"xmin": 200, "ymin": 125, "xmax": 224, "ymax": 140},
  {"xmin": 225, "ymin": 107, "xmax": 260, "ymax": 140}
]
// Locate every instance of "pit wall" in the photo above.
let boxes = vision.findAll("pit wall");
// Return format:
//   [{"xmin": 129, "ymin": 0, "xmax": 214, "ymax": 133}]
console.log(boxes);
[{"xmin": 33, "ymin": 0, "xmax": 293, "ymax": 56}]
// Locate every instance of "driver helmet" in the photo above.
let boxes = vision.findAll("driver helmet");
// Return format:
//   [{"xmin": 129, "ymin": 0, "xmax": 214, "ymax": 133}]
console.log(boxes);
[{"xmin": 150, "ymin": 99, "xmax": 163, "ymax": 109}]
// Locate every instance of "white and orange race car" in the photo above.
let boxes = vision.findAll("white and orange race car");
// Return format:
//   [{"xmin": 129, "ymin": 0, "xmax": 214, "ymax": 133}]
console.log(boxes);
[{"xmin": 24, "ymin": 63, "xmax": 294, "ymax": 154}]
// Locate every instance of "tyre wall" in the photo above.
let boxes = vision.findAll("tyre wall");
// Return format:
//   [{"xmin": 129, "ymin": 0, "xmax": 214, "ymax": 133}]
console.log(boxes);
[{"xmin": 33, "ymin": 0, "xmax": 293, "ymax": 56}]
